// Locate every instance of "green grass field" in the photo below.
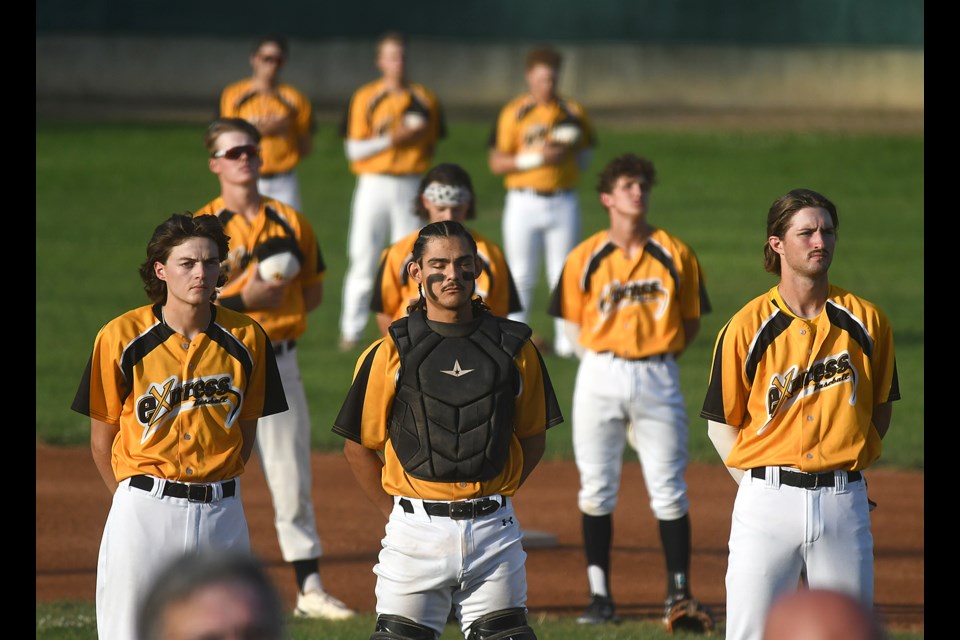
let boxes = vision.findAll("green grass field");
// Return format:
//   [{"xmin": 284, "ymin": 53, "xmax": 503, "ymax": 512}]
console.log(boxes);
[
  {"xmin": 36, "ymin": 601, "xmax": 925, "ymax": 640},
  {"xmin": 36, "ymin": 118, "xmax": 923, "ymax": 639},
  {"xmin": 36, "ymin": 118, "xmax": 924, "ymax": 467}
]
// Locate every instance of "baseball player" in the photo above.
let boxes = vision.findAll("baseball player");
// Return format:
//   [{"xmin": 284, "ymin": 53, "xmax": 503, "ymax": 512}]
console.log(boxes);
[
  {"xmin": 71, "ymin": 213, "xmax": 288, "ymax": 640},
  {"xmin": 370, "ymin": 162, "xmax": 522, "ymax": 335},
  {"xmin": 333, "ymin": 220, "xmax": 563, "ymax": 639},
  {"xmin": 194, "ymin": 117, "xmax": 354, "ymax": 620},
  {"xmin": 701, "ymin": 188, "xmax": 899, "ymax": 640},
  {"xmin": 338, "ymin": 31, "xmax": 446, "ymax": 351},
  {"xmin": 548, "ymin": 154, "xmax": 711, "ymax": 625},
  {"xmin": 220, "ymin": 35, "xmax": 315, "ymax": 210},
  {"xmin": 488, "ymin": 45, "xmax": 596, "ymax": 357}
]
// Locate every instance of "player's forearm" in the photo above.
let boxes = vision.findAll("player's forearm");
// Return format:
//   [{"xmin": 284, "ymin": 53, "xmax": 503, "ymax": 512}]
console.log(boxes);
[
  {"xmin": 344, "ymin": 136, "xmax": 391, "ymax": 162},
  {"xmin": 488, "ymin": 149, "xmax": 527, "ymax": 175},
  {"xmin": 298, "ymin": 133, "xmax": 314, "ymax": 158},
  {"xmin": 518, "ymin": 432, "xmax": 546, "ymax": 487},
  {"xmin": 872, "ymin": 402, "xmax": 893, "ymax": 440},
  {"xmin": 563, "ymin": 321, "xmax": 585, "ymax": 359},
  {"xmin": 302, "ymin": 281, "xmax": 323, "ymax": 312},
  {"xmin": 707, "ymin": 420, "xmax": 744, "ymax": 485},
  {"xmin": 238, "ymin": 419, "xmax": 258, "ymax": 464},
  {"xmin": 343, "ymin": 439, "xmax": 393, "ymax": 518},
  {"xmin": 90, "ymin": 419, "xmax": 119, "ymax": 494}
]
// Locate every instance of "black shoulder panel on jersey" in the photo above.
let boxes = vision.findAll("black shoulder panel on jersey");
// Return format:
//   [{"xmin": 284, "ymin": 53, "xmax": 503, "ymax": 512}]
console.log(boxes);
[
  {"xmin": 745, "ymin": 311, "xmax": 793, "ymax": 383},
  {"xmin": 332, "ymin": 341, "xmax": 384, "ymax": 443},
  {"xmin": 582, "ymin": 242, "xmax": 617, "ymax": 293},
  {"xmin": 825, "ymin": 300, "xmax": 873, "ymax": 358}
]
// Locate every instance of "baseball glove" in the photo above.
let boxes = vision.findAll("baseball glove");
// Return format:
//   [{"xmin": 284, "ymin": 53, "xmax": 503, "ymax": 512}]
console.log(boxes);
[{"xmin": 664, "ymin": 598, "xmax": 716, "ymax": 634}]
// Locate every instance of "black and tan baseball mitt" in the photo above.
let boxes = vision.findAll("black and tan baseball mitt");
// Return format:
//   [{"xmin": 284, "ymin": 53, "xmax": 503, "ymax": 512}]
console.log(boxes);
[{"xmin": 664, "ymin": 598, "xmax": 716, "ymax": 634}]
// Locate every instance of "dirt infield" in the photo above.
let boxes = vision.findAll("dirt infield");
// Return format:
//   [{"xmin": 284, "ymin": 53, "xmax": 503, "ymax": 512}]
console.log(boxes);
[{"xmin": 36, "ymin": 443, "xmax": 924, "ymax": 631}]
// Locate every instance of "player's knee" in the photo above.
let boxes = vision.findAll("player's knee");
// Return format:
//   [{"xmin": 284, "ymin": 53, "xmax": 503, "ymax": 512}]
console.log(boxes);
[
  {"xmin": 370, "ymin": 614, "xmax": 438, "ymax": 640},
  {"xmin": 578, "ymin": 494, "xmax": 616, "ymax": 516},
  {"xmin": 651, "ymin": 496, "xmax": 689, "ymax": 521},
  {"xmin": 466, "ymin": 607, "xmax": 537, "ymax": 640}
]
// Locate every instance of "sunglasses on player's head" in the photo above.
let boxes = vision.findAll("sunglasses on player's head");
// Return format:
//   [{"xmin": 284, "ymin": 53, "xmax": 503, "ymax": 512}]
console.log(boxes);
[{"xmin": 211, "ymin": 144, "xmax": 260, "ymax": 160}]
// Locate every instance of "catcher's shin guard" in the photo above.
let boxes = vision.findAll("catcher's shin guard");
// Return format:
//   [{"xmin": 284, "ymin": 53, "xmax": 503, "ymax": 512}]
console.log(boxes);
[
  {"xmin": 370, "ymin": 614, "xmax": 437, "ymax": 640},
  {"xmin": 467, "ymin": 607, "xmax": 537, "ymax": 639}
]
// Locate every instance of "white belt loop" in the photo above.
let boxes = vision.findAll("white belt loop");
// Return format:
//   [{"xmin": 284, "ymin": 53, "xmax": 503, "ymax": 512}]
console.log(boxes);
[
  {"xmin": 766, "ymin": 466, "xmax": 781, "ymax": 488},
  {"xmin": 834, "ymin": 470, "xmax": 848, "ymax": 493}
]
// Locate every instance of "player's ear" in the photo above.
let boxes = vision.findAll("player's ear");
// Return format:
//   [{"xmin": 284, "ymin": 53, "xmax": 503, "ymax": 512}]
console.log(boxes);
[
  {"xmin": 407, "ymin": 259, "xmax": 422, "ymax": 284},
  {"xmin": 767, "ymin": 236, "xmax": 784, "ymax": 256},
  {"xmin": 599, "ymin": 192, "xmax": 613, "ymax": 209},
  {"xmin": 154, "ymin": 261, "xmax": 167, "ymax": 282}
]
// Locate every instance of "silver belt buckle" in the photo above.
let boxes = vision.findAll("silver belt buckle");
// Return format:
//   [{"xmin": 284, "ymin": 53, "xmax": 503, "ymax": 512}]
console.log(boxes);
[
  {"xmin": 449, "ymin": 501, "xmax": 475, "ymax": 520},
  {"xmin": 187, "ymin": 483, "xmax": 213, "ymax": 503}
]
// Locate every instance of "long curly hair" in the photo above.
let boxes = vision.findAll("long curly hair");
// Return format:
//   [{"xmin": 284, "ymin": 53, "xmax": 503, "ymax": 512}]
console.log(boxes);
[{"xmin": 138, "ymin": 213, "xmax": 230, "ymax": 304}]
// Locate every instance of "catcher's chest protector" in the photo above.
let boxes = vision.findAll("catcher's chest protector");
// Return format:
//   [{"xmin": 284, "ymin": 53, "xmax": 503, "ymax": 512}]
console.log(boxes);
[{"xmin": 388, "ymin": 311, "xmax": 530, "ymax": 482}]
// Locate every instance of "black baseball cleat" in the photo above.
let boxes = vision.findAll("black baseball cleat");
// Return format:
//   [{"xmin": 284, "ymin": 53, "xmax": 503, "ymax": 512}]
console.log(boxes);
[{"xmin": 577, "ymin": 594, "xmax": 620, "ymax": 624}]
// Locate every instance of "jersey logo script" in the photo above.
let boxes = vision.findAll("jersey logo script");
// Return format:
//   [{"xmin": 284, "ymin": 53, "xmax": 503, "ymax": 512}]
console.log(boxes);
[
  {"xmin": 441, "ymin": 360, "xmax": 475, "ymax": 378},
  {"xmin": 596, "ymin": 278, "xmax": 669, "ymax": 323},
  {"xmin": 758, "ymin": 351, "xmax": 856, "ymax": 435},
  {"xmin": 136, "ymin": 374, "xmax": 243, "ymax": 443}
]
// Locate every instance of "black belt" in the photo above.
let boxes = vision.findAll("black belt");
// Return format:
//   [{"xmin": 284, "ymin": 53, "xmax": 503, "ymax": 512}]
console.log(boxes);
[
  {"xmin": 398, "ymin": 496, "xmax": 506, "ymax": 520},
  {"xmin": 513, "ymin": 188, "xmax": 574, "ymax": 198},
  {"xmin": 129, "ymin": 475, "xmax": 236, "ymax": 503},
  {"xmin": 273, "ymin": 339, "xmax": 296, "ymax": 355},
  {"xmin": 601, "ymin": 352, "xmax": 667, "ymax": 362},
  {"xmin": 751, "ymin": 467, "xmax": 862, "ymax": 489}
]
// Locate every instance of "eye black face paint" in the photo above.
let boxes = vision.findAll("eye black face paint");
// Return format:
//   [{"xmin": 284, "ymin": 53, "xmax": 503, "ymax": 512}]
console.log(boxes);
[{"xmin": 425, "ymin": 273, "xmax": 445, "ymax": 301}]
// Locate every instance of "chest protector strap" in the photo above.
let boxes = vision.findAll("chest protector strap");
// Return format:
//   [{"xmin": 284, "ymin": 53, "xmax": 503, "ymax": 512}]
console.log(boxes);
[{"xmin": 388, "ymin": 311, "xmax": 532, "ymax": 482}]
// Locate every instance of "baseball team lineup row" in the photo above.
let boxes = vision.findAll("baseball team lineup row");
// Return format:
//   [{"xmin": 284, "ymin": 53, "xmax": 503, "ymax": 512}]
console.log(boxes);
[{"xmin": 69, "ymin": 31, "xmax": 899, "ymax": 640}]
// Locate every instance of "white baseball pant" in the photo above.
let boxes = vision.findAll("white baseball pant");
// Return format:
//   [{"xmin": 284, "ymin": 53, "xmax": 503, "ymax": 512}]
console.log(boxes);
[
  {"xmin": 502, "ymin": 188, "xmax": 580, "ymax": 356},
  {"xmin": 572, "ymin": 351, "xmax": 689, "ymax": 520},
  {"xmin": 340, "ymin": 173, "xmax": 422, "ymax": 341},
  {"xmin": 96, "ymin": 476, "xmax": 249, "ymax": 640},
  {"xmin": 258, "ymin": 170, "xmax": 302, "ymax": 211},
  {"xmin": 724, "ymin": 468, "xmax": 874, "ymax": 640},
  {"xmin": 375, "ymin": 495, "xmax": 528, "ymax": 637},
  {"xmin": 254, "ymin": 345, "xmax": 323, "ymax": 562}
]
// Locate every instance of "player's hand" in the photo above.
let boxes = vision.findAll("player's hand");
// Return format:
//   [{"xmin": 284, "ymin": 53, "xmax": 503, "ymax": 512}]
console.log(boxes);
[
  {"xmin": 242, "ymin": 268, "xmax": 287, "ymax": 310},
  {"xmin": 542, "ymin": 142, "xmax": 570, "ymax": 166},
  {"xmin": 391, "ymin": 119, "xmax": 427, "ymax": 146},
  {"xmin": 255, "ymin": 114, "xmax": 291, "ymax": 136}
]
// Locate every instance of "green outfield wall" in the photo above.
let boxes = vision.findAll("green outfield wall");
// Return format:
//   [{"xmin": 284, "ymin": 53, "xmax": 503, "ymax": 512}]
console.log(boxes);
[{"xmin": 36, "ymin": 0, "xmax": 923, "ymax": 116}]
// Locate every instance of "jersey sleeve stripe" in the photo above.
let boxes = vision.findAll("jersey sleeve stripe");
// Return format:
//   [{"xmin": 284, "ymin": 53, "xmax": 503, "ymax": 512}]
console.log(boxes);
[
  {"xmin": 332, "ymin": 342, "xmax": 383, "ymax": 442},
  {"xmin": 700, "ymin": 323, "xmax": 729, "ymax": 421}
]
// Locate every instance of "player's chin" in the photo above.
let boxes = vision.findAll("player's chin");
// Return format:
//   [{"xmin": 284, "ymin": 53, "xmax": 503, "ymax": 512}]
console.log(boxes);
[{"xmin": 188, "ymin": 287, "xmax": 215, "ymax": 302}]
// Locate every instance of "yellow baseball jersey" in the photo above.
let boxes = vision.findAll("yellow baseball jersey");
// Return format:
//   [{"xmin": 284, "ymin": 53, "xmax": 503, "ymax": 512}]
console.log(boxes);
[
  {"xmin": 700, "ymin": 285, "xmax": 900, "ymax": 472},
  {"xmin": 219, "ymin": 79, "xmax": 314, "ymax": 176},
  {"xmin": 369, "ymin": 227, "xmax": 522, "ymax": 321},
  {"xmin": 548, "ymin": 229, "xmax": 710, "ymax": 358},
  {"xmin": 195, "ymin": 196, "xmax": 325, "ymax": 342},
  {"xmin": 332, "ymin": 318, "xmax": 563, "ymax": 500},
  {"xmin": 71, "ymin": 303, "xmax": 288, "ymax": 483},
  {"xmin": 489, "ymin": 93, "xmax": 596, "ymax": 192},
  {"xmin": 339, "ymin": 79, "xmax": 445, "ymax": 175}
]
